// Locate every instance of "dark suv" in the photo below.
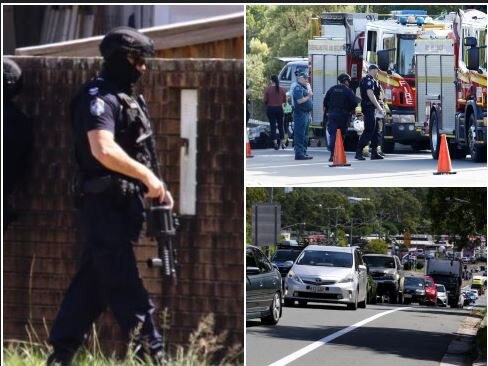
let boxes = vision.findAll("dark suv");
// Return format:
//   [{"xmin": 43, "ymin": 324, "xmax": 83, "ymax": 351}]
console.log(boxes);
[
  {"xmin": 270, "ymin": 248, "xmax": 303, "ymax": 277},
  {"xmin": 363, "ymin": 254, "xmax": 405, "ymax": 304}
]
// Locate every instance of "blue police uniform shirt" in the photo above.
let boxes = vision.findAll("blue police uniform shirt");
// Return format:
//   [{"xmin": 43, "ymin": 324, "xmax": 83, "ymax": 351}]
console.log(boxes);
[
  {"xmin": 360, "ymin": 74, "xmax": 377, "ymax": 108},
  {"xmin": 72, "ymin": 76, "xmax": 122, "ymax": 177},
  {"xmin": 293, "ymin": 83, "xmax": 312, "ymax": 112}
]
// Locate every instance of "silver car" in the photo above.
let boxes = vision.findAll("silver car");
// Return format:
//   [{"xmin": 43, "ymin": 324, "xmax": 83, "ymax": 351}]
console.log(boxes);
[
  {"xmin": 436, "ymin": 284, "xmax": 448, "ymax": 307},
  {"xmin": 284, "ymin": 245, "xmax": 368, "ymax": 310}
]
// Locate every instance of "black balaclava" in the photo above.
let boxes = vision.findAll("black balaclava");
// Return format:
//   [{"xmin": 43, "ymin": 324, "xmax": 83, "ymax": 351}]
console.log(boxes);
[{"xmin": 102, "ymin": 51, "xmax": 142, "ymax": 94}]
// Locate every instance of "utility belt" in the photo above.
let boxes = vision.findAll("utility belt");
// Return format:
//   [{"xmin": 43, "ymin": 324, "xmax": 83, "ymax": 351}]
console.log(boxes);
[{"xmin": 81, "ymin": 175, "xmax": 144, "ymax": 197}]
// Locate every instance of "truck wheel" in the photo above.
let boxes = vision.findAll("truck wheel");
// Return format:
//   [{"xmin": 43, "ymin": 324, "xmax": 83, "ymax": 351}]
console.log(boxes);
[
  {"xmin": 382, "ymin": 140, "xmax": 395, "ymax": 153},
  {"xmin": 430, "ymin": 110, "xmax": 441, "ymax": 159},
  {"xmin": 467, "ymin": 114, "xmax": 487, "ymax": 162}
]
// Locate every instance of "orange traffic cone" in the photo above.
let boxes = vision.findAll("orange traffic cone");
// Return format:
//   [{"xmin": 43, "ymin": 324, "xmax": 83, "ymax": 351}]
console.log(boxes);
[
  {"xmin": 246, "ymin": 130, "xmax": 254, "ymax": 158},
  {"xmin": 329, "ymin": 129, "xmax": 351, "ymax": 167},
  {"xmin": 433, "ymin": 134, "xmax": 456, "ymax": 175}
]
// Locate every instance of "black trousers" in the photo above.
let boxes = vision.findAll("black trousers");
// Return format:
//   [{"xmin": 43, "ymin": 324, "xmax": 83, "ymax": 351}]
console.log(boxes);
[
  {"xmin": 357, "ymin": 106, "xmax": 381, "ymax": 153},
  {"xmin": 327, "ymin": 112, "xmax": 349, "ymax": 157},
  {"xmin": 266, "ymin": 106, "xmax": 285, "ymax": 142},
  {"xmin": 48, "ymin": 193, "xmax": 162, "ymax": 358}
]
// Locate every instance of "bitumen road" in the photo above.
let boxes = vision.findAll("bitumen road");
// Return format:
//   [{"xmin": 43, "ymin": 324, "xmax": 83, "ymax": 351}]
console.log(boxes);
[
  {"xmin": 246, "ymin": 294, "xmax": 486, "ymax": 366},
  {"xmin": 246, "ymin": 146, "xmax": 487, "ymax": 187}
]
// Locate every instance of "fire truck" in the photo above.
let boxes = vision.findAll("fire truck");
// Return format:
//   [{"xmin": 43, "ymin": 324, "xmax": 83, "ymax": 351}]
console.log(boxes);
[
  {"xmin": 362, "ymin": 10, "xmax": 451, "ymax": 153},
  {"xmin": 308, "ymin": 12, "xmax": 377, "ymax": 150},
  {"xmin": 414, "ymin": 9, "xmax": 487, "ymax": 162}
]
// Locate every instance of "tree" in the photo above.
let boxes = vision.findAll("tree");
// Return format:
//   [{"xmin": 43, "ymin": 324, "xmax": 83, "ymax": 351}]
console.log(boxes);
[
  {"xmin": 427, "ymin": 188, "xmax": 487, "ymax": 249},
  {"xmin": 364, "ymin": 239, "xmax": 388, "ymax": 254}
]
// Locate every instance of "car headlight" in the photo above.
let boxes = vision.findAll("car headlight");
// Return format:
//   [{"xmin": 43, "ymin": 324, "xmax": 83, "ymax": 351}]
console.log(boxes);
[
  {"xmin": 415, "ymin": 289, "xmax": 425, "ymax": 295},
  {"xmin": 392, "ymin": 114, "xmax": 415, "ymax": 123},
  {"xmin": 337, "ymin": 274, "xmax": 354, "ymax": 283},
  {"xmin": 287, "ymin": 270, "xmax": 303, "ymax": 283}
]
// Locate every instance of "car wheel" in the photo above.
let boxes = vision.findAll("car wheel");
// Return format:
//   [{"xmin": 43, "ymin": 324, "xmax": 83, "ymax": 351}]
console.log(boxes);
[
  {"xmin": 284, "ymin": 298, "xmax": 294, "ymax": 307},
  {"xmin": 358, "ymin": 295, "xmax": 366, "ymax": 309},
  {"xmin": 298, "ymin": 300, "xmax": 307, "ymax": 307},
  {"xmin": 389, "ymin": 290, "xmax": 398, "ymax": 304},
  {"xmin": 347, "ymin": 292, "xmax": 358, "ymax": 310},
  {"xmin": 398, "ymin": 291, "xmax": 404, "ymax": 305},
  {"xmin": 404, "ymin": 298, "xmax": 411, "ymax": 305},
  {"xmin": 262, "ymin": 292, "xmax": 282, "ymax": 325}
]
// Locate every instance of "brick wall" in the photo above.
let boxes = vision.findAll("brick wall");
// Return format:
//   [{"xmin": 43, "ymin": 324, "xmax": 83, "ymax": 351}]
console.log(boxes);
[{"xmin": 3, "ymin": 57, "xmax": 244, "ymax": 357}]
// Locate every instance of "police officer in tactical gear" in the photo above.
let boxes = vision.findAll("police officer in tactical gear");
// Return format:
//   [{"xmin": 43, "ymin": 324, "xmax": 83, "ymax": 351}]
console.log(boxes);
[
  {"xmin": 292, "ymin": 71, "xmax": 313, "ymax": 160},
  {"xmin": 323, "ymin": 73, "xmax": 360, "ymax": 162},
  {"xmin": 3, "ymin": 57, "xmax": 34, "ymax": 229},
  {"xmin": 355, "ymin": 64, "xmax": 386, "ymax": 160},
  {"xmin": 47, "ymin": 27, "xmax": 173, "ymax": 366}
]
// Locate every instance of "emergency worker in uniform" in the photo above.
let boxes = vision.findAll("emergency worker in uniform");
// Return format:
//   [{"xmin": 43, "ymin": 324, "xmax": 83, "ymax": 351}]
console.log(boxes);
[
  {"xmin": 3, "ymin": 57, "xmax": 34, "ymax": 229},
  {"xmin": 323, "ymin": 73, "xmax": 360, "ymax": 162},
  {"xmin": 292, "ymin": 71, "xmax": 313, "ymax": 160},
  {"xmin": 355, "ymin": 64, "xmax": 386, "ymax": 160},
  {"xmin": 47, "ymin": 27, "xmax": 173, "ymax": 365}
]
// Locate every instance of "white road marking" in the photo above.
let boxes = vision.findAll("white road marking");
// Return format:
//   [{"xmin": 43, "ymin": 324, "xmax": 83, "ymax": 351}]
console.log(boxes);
[{"xmin": 267, "ymin": 307, "xmax": 412, "ymax": 366}]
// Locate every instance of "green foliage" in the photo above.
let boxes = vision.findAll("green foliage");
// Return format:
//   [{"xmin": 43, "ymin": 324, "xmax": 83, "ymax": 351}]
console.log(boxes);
[
  {"xmin": 336, "ymin": 228, "xmax": 348, "ymax": 247},
  {"xmin": 427, "ymin": 188, "xmax": 487, "ymax": 249},
  {"xmin": 364, "ymin": 239, "xmax": 388, "ymax": 254},
  {"xmin": 4, "ymin": 314, "xmax": 242, "ymax": 366}
]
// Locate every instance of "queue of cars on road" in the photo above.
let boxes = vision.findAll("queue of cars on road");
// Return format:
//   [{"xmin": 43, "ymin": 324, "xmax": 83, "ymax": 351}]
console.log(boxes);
[{"xmin": 246, "ymin": 244, "xmax": 485, "ymax": 326}]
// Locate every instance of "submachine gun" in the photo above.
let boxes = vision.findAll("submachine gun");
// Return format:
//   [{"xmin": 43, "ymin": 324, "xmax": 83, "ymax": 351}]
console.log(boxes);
[
  {"xmin": 130, "ymin": 93, "xmax": 179, "ymax": 281},
  {"xmin": 146, "ymin": 204, "xmax": 179, "ymax": 281}
]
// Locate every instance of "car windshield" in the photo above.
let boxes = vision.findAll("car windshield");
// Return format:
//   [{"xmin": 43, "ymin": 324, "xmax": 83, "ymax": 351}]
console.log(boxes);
[
  {"xmin": 405, "ymin": 277, "xmax": 424, "ymax": 288},
  {"xmin": 296, "ymin": 250, "xmax": 353, "ymax": 268},
  {"xmin": 363, "ymin": 256, "xmax": 395, "ymax": 268},
  {"xmin": 397, "ymin": 35, "xmax": 416, "ymax": 76},
  {"xmin": 272, "ymin": 250, "xmax": 301, "ymax": 262},
  {"xmin": 436, "ymin": 285, "xmax": 446, "ymax": 293}
]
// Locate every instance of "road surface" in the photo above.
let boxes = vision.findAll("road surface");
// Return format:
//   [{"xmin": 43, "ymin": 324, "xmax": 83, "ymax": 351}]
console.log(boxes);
[
  {"xmin": 246, "ymin": 146, "xmax": 487, "ymax": 187},
  {"xmin": 246, "ymin": 295, "xmax": 486, "ymax": 366}
]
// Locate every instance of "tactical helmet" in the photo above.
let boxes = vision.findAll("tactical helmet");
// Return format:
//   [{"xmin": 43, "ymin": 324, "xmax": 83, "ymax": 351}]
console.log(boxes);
[
  {"xmin": 3, "ymin": 57, "xmax": 23, "ymax": 97},
  {"xmin": 338, "ymin": 73, "xmax": 351, "ymax": 84},
  {"xmin": 99, "ymin": 27, "xmax": 155, "ymax": 60}
]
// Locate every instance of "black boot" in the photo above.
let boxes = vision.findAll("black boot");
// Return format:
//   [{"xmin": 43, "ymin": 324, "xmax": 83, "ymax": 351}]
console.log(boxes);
[{"xmin": 355, "ymin": 151, "xmax": 365, "ymax": 160}]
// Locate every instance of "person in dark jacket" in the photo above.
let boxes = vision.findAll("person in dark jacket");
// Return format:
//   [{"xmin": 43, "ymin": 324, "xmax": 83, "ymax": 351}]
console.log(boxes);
[
  {"xmin": 356, "ymin": 64, "xmax": 386, "ymax": 160},
  {"xmin": 3, "ymin": 57, "xmax": 34, "ymax": 229},
  {"xmin": 323, "ymin": 73, "xmax": 360, "ymax": 162},
  {"xmin": 47, "ymin": 27, "xmax": 173, "ymax": 366}
]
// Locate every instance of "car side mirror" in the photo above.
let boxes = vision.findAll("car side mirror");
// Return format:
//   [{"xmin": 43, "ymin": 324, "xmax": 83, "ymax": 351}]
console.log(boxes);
[
  {"xmin": 247, "ymin": 266, "xmax": 261, "ymax": 275},
  {"xmin": 377, "ymin": 48, "xmax": 395, "ymax": 72},
  {"xmin": 284, "ymin": 260, "xmax": 294, "ymax": 267},
  {"xmin": 466, "ymin": 47, "xmax": 480, "ymax": 71},
  {"xmin": 358, "ymin": 264, "xmax": 367, "ymax": 272}
]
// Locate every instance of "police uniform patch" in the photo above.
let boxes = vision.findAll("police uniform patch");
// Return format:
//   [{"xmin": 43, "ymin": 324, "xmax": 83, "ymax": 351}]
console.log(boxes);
[
  {"xmin": 88, "ymin": 87, "xmax": 99, "ymax": 96},
  {"xmin": 367, "ymin": 80, "xmax": 372, "ymax": 87},
  {"xmin": 90, "ymin": 97, "xmax": 105, "ymax": 116}
]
